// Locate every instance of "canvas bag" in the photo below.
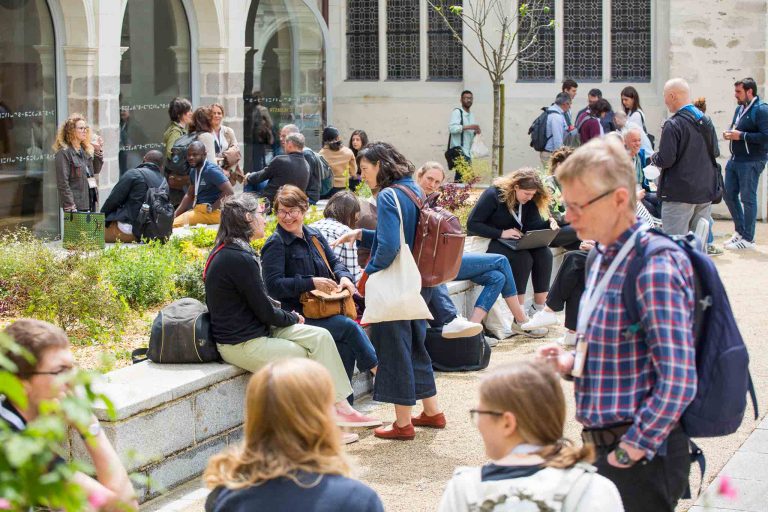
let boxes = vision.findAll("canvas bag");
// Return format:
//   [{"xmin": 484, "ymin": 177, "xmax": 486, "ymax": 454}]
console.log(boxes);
[
  {"xmin": 63, "ymin": 211, "xmax": 105, "ymax": 249},
  {"xmin": 361, "ymin": 191, "xmax": 433, "ymax": 324}
]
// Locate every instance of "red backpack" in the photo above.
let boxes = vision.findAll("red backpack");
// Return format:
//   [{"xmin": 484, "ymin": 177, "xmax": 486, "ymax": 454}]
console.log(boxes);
[{"xmin": 392, "ymin": 184, "xmax": 465, "ymax": 287}]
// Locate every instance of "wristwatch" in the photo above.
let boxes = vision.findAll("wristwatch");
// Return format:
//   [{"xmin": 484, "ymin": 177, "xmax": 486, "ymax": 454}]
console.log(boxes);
[
  {"xmin": 613, "ymin": 446, "xmax": 634, "ymax": 466},
  {"xmin": 206, "ymin": 203, "xmax": 213, "ymax": 214}
]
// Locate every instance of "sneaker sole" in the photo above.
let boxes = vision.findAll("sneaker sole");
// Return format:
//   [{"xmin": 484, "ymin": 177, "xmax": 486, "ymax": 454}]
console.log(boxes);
[
  {"xmin": 510, "ymin": 327, "xmax": 548, "ymax": 338},
  {"xmin": 336, "ymin": 419, "xmax": 384, "ymax": 428},
  {"xmin": 521, "ymin": 318, "xmax": 559, "ymax": 330},
  {"xmin": 442, "ymin": 325, "xmax": 484, "ymax": 339}
]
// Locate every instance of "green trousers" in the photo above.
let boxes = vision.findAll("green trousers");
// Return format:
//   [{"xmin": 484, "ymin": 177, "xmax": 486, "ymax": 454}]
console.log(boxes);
[{"xmin": 216, "ymin": 323, "xmax": 353, "ymax": 402}]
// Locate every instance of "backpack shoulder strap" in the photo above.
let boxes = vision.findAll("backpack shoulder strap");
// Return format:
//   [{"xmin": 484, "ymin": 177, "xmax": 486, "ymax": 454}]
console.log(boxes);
[
  {"xmin": 554, "ymin": 463, "xmax": 598, "ymax": 512},
  {"xmin": 391, "ymin": 184, "xmax": 424, "ymax": 208},
  {"xmin": 677, "ymin": 110, "xmax": 718, "ymax": 166}
]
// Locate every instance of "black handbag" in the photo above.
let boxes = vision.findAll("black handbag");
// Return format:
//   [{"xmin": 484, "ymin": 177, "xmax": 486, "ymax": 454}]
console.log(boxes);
[
  {"xmin": 444, "ymin": 108, "xmax": 466, "ymax": 170},
  {"xmin": 424, "ymin": 327, "xmax": 490, "ymax": 372}
]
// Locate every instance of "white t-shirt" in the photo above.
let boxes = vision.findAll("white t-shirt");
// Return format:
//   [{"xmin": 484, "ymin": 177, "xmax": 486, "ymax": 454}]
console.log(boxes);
[{"xmin": 438, "ymin": 464, "xmax": 624, "ymax": 512}]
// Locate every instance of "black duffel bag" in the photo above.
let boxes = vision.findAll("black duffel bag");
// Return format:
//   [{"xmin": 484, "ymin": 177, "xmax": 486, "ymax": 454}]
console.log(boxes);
[
  {"xmin": 132, "ymin": 298, "xmax": 220, "ymax": 364},
  {"xmin": 424, "ymin": 327, "xmax": 491, "ymax": 372}
]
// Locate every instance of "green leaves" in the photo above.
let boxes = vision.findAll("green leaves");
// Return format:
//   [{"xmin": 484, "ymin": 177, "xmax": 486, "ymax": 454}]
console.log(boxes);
[
  {"xmin": 0, "ymin": 372, "xmax": 26, "ymax": 411},
  {"xmin": 448, "ymin": 5, "xmax": 463, "ymax": 15}
]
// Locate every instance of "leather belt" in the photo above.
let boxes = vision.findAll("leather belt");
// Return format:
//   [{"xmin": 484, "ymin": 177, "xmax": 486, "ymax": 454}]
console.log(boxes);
[{"xmin": 581, "ymin": 422, "xmax": 633, "ymax": 448}]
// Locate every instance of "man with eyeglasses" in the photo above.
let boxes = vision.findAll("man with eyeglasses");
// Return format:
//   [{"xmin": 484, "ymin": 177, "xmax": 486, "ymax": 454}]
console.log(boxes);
[
  {"xmin": 536, "ymin": 137, "xmax": 697, "ymax": 512},
  {"xmin": 1, "ymin": 319, "xmax": 137, "ymax": 509},
  {"xmin": 245, "ymin": 132, "xmax": 310, "ymax": 209}
]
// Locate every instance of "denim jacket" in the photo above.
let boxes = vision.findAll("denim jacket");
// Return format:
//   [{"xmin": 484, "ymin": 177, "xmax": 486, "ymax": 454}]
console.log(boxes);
[{"xmin": 261, "ymin": 224, "xmax": 353, "ymax": 313}]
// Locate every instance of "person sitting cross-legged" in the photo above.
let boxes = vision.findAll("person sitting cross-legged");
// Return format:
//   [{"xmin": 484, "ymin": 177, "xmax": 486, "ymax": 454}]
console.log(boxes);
[{"xmin": 173, "ymin": 141, "xmax": 234, "ymax": 227}]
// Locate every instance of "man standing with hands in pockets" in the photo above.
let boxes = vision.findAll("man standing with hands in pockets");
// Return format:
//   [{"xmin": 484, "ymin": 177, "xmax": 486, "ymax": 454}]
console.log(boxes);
[{"xmin": 537, "ymin": 137, "xmax": 697, "ymax": 512}]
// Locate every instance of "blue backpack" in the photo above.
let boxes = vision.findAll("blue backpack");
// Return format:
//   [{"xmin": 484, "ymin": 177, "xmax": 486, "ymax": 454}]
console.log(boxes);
[{"xmin": 608, "ymin": 229, "xmax": 758, "ymax": 437}]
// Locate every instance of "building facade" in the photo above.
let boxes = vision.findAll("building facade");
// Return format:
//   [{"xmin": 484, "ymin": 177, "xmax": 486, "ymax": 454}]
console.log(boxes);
[{"xmin": 0, "ymin": 0, "xmax": 766, "ymax": 236}]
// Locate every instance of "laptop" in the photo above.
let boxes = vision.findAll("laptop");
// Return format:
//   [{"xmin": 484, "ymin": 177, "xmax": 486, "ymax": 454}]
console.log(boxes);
[{"xmin": 496, "ymin": 228, "xmax": 560, "ymax": 251}]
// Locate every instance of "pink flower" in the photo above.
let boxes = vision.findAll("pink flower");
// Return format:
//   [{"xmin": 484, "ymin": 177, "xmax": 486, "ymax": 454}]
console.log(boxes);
[
  {"xmin": 717, "ymin": 475, "xmax": 738, "ymax": 500},
  {"xmin": 0, "ymin": 498, "xmax": 11, "ymax": 510},
  {"xmin": 87, "ymin": 490, "xmax": 109, "ymax": 509}
]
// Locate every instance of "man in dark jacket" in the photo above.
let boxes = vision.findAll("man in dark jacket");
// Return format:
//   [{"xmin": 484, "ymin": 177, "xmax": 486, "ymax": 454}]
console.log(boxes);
[
  {"xmin": 722, "ymin": 77, "xmax": 768, "ymax": 249},
  {"xmin": 281, "ymin": 124, "xmax": 322, "ymax": 203},
  {"xmin": 245, "ymin": 132, "xmax": 310, "ymax": 208},
  {"xmin": 651, "ymin": 78, "xmax": 719, "ymax": 236},
  {"xmin": 101, "ymin": 150, "xmax": 166, "ymax": 242}
]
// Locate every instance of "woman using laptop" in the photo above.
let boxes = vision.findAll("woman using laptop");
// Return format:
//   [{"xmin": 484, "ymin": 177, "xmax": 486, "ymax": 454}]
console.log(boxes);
[{"xmin": 467, "ymin": 168, "xmax": 555, "ymax": 317}]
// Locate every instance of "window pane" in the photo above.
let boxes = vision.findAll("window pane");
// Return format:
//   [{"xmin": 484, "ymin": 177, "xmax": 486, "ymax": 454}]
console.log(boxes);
[
  {"xmin": 517, "ymin": 0, "xmax": 555, "ymax": 82},
  {"xmin": 611, "ymin": 0, "xmax": 651, "ymax": 82},
  {"xmin": 428, "ymin": 0, "xmax": 462, "ymax": 80},
  {"xmin": 119, "ymin": 0, "xmax": 191, "ymax": 176},
  {"xmin": 387, "ymin": 0, "xmax": 420, "ymax": 80},
  {"xmin": 563, "ymin": 0, "xmax": 602, "ymax": 81},
  {"xmin": 347, "ymin": 0, "xmax": 379, "ymax": 80},
  {"xmin": 0, "ymin": 0, "xmax": 58, "ymax": 237}
]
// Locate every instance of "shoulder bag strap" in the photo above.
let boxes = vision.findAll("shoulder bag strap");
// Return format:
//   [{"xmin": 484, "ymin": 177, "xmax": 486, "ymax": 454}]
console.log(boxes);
[
  {"xmin": 447, "ymin": 108, "xmax": 464, "ymax": 150},
  {"xmin": 202, "ymin": 243, "xmax": 227, "ymax": 282},
  {"xmin": 311, "ymin": 236, "xmax": 336, "ymax": 280}
]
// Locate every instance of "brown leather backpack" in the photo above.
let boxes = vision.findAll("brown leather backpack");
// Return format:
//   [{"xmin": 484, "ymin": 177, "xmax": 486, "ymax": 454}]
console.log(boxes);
[{"xmin": 392, "ymin": 184, "xmax": 465, "ymax": 287}]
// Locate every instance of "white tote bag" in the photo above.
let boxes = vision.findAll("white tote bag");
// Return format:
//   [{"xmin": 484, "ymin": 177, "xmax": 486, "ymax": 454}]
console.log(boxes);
[
  {"xmin": 361, "ymin": 192, "xmax": 433, "ymax": 324},
  {"xmin": 470, "ymin": 135, "xmax": 491, "ymax": 159}
]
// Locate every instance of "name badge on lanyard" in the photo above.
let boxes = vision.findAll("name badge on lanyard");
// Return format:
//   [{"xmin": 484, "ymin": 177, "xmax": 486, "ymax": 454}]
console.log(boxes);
[
  {"xmin": 572, "ymin": 227, "xmax": 645, "ymax": 377},
  {"xmin": 510, "ymin": 204, "xmax": 523, "ymax": 230}
]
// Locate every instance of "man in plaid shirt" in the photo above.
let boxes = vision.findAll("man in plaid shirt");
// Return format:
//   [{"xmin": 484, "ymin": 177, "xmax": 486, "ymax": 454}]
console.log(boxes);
[{"xmin": 538, "ymin": 137, "xmax": 697, "ymax": 512}]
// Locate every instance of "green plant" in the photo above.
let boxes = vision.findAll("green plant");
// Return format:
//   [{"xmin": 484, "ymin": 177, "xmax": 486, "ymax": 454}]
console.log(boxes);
[
  {"xmin": 188, "ymin": 226, "xmax": 218, "ymax": 248},
  {"xmin": 173, "ymin": 258, "xmax": 206, "ymax": 302},
  {"xmin": 102, "ymin": 242, "xmax": 179, "ymax": 310},
  {"xmin": 355, "ymin": 180, "xmax": 372, "ymax": 198},
  {"xmin": 0, "ymin": 333, "xmax": 119, "ymax": 510}
]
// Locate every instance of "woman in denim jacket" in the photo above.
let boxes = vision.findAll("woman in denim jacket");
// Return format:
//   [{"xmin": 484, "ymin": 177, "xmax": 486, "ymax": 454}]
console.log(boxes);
[{"xmin": 53, "ymin": 113, "xmax": 103, "ymax": 212}]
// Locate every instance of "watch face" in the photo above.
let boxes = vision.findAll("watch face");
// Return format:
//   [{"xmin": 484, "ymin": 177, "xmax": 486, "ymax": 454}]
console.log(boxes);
[{"xmin": 615, "ymin": 447, "xmax": 631, "ymax": 465}]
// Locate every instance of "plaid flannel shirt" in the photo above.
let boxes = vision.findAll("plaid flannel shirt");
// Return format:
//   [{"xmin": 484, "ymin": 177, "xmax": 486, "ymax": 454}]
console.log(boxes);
[
  {"xmin": 575, "ymin": 222, "xmax": 697, "ymax": 459},
  {"xmin": 310, "ymin": 218, "xmax": 363, "ymax": 283}
]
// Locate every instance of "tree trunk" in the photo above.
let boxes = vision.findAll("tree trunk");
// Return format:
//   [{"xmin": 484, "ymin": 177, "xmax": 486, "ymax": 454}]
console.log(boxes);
[
  {"xmin": 499, "ymin": 82, "xmax": 505, "ymax": 177},
  {"xmin": 491, "ymin": 81, "xmax": 501, "ymax": 178}
]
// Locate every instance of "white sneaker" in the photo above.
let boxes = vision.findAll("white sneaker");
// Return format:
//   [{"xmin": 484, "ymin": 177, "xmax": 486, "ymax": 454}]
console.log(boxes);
[
  {"xmin": 558, "ymin": 332, "xmax": 579, "ymax": 348},
  {"xmin": 725, "ymin": 238, "xmax": 756, "ymax": 250},
  {"xmin": 510, "ymin": 320, "xmax": 548, "ymax": 338},
  {"xmin": 726, "ymin": 232, "xmax": 743, "ymax": 245},
  {"xmin": 526, "ymin": 303, "xmax": 545, "ymax": 319},
  {"xmin": 442, "ymin": 316, "xmax": 483, "ymax": 339},
  {"xmin": 521, "ymin": 309, "xmax": 559, "ymax": 330},
  {"xmin": 485, "ymin": 335, "xmax": 499, "ymax": 348}
]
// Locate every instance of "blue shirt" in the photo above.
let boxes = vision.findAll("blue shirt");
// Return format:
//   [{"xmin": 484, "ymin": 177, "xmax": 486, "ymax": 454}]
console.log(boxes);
[
  {"xmin": 191, "ymin": 160, "xmax": 228, "ymax": 205},
  {"xmin": 545, "ymin": 105, "xmax": 568, "ymax": 152},
  {"xmin": 205, "ymin": 472, "xmax": 384, "ymax": 512},
  {"xmin": 448, "ymin": 107, "xmax": 476, "ymax": 158}
]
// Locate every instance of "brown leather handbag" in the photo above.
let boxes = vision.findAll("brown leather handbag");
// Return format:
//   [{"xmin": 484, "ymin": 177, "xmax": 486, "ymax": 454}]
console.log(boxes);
[{"xmin": 300, "ymin": 237, "xmax": 357, "ymax": 320}]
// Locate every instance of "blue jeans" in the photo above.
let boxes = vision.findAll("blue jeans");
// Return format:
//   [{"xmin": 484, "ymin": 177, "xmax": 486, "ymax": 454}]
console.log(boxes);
[
  {"xmin": 724, "ymin": 159, "xmax": 766, "ymax": 242},
  {"xmin": 427, "ymin": 285, "xmax": 458, "ymax": 327},
  {"xmin": 306, "ymin": 315, "xmax": 378, "ymax": 379},
  {"xmin": 456, "ymin": 253, "xmax": 517, "ymax": 312},
  {"xmin": 369, "ymin": 318, "xmax": 434, "ymax": 406}
]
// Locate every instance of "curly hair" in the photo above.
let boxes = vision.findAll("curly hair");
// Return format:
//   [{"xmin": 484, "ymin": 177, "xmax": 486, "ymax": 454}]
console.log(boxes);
[
  {"xmin": 493, "ymin": 168, "xmax": 551, "ymax": 218},
  {"xmin": 357, "ymin": 141, "xmax": 414, "ymax": 190},
  {"xmin": 52, "ymin": 113, "xmax": 94, "ymax": 155},
  {"xmin": 547, "ymin": 146, "xmax": 575, "ymax": 176},
  {"xmin": 693, "ymin": 97, "xmax": 707, "ymax": 114}
]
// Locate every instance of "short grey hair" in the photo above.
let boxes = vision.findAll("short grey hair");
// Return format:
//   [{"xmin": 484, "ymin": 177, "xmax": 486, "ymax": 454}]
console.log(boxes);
[
  {"xmin": 282, "ymin": 124, "xmax": 300, "ymax": 134},
  {"xmin": 622, "ymin": 126, "xmax": 643, "ymax": 140},
  {"xmin": 285, "ymin": 132, "xmax": 305, "ymax": 149},
  {"xmin": 555, "ymin": 92, "xmax": 572, "ymax": 107}
]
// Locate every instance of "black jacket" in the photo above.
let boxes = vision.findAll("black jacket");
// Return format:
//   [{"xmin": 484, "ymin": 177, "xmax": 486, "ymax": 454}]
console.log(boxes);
[
  {"xmin": 101, "ymin": 162, "xmax": 166, "ymax": 225},
  {"xmin": 467, "ymin": 186, "xmax": 548, "ymax": 238},
  {"xmin": 729, "ymin": 97, "xmax": 768, "ymax": 162},
  {"xmin": 651, "ymin": 107, "xmax": 720, "ymax": 204},
  {"xmin": 204, "ymin": 243, "xmax": 298, "ymax": 345},
  {"xmin": 302, "ymin": 148, "xmax": 322, "ymax": 202},
  {"xmin": 247, "ymin": 152, "xmax": 309, "ymax": 206}
]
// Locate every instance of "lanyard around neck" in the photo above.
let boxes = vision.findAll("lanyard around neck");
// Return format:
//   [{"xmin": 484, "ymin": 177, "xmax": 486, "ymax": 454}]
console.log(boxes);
[
  {"xmin": 576, "ymin": 227, "xmax": 645, "ymax": 335},
  {"xmin": 510, "ymin": 203, "xmax": 523, "ymax": 230},
  {"xmin": 194, "ymin": 165, "xmax": 204, "ymax": 199}
]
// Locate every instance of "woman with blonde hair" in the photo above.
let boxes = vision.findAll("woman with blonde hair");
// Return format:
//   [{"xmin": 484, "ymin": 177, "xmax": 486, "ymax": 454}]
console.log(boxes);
[
  {"xmin": 204, "ymin": 358, "xmax": 384, "ymax": 511},
  {"xmin": 439, "ymin": 361, "xmax": 623, "ymax": 512},
  {"xmin": 53, "ymin": 113, "xmax": 103, "ymax": 212},
  {"xmin": 467, "ymin": 168, "xmax": 556, "ymax": 316}
]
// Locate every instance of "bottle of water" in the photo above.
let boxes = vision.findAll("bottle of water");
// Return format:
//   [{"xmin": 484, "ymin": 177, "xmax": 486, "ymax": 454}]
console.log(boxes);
[{"xmin": 138, "ymin": 203, "xmax": 150, "ymax": 225}]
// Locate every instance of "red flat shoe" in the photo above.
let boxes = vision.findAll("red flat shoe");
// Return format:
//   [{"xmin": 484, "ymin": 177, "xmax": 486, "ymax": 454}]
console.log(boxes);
[
  {"xmin": 412, "ymin": 411, "xmax": 447, "ymax": 429},
  {"xmin": 373, "ymin": 422, "xmax": 415, "ymax": 440}
]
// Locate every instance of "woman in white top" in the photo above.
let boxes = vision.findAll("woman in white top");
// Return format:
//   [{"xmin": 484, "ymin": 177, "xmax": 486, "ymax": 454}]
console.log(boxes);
[
  {"xmin": 189, "ymin": 106, "xmax": 218, "ymax": 165},
  {"xmin": 439, "ymin": 361, "xmax": 624, "ymax": 512},
  {"xmin": 621, "ymin": 86, "xmax": 648, "ymax": 135}
]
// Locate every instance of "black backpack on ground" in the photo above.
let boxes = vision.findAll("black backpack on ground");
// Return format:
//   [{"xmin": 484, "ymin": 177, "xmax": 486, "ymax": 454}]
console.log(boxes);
[
  {"xmin": 529, "ymin": 107, "xmax": 559, "ymax": 152},
  {"xmin": 166, "ymin": 132, "xmax": 198, "ymax": 175},
  {"xmin": 424, "ymin": 327, "xmax": 491, "ymax": 372},
  {"xmin": 131, "ymin": 298, "xmax": 220, "ymax": 364},
  {"xmin": 134, "ymin": 170, "xmax": 174, "ymax": 242}
]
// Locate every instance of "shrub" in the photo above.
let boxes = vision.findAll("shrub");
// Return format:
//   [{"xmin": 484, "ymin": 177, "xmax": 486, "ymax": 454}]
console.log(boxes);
[
  {"xmin": 173, "ymin": 258, "xmax": 206, "ymax": 302},
  {"xmin": 102, "ymin": 242, "xmax": 179, "ymax": 310},
  {"xmin": 189, "ymin": 226, "xmax": 217, "ymax": 248}
]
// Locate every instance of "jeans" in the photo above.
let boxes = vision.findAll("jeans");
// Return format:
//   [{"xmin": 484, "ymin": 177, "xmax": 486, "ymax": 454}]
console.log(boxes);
[
  {"xmin": 456, "ymin": 253, "xmax": 517, "ymax": 312},
  {"xmin": 427, "ymin": 284, "xmax": 458, "ymax": 328},
  {"xmin": 306, "ymin": 315, "xmax": 378, "ymax": 379},
  {"xmin": 724, "ymin": 159, "xmax": 766, "ymax": 242},
  {"xmin": 369, "ymin": 317, "xmax": 434, "ymax": 406},
  {"xmin": 661, "ymin": 201, "xmax": 711, "ymax": 236}
]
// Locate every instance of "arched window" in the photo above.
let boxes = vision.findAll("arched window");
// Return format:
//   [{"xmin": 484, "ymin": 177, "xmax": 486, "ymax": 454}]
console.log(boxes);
[
  {"xmin": 119, "ymin": 0, "xmax": 191, "ymax": 175},
  {"xmin": 244, "ymin": 0, "xmax": 326, "ymax": 171},
  {"xmin": 0, "ymin": 0, "xmax": 58, "ymax": 237}
]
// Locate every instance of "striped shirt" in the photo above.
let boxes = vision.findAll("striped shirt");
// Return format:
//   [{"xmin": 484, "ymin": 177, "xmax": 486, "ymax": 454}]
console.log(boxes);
[{"xmin": 575, "ymin": 222, "xmax": 697, "ymax": 459}]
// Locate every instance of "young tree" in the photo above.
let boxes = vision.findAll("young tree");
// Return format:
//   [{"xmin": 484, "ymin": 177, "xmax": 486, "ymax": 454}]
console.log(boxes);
[{"xmin": 429, "ymin": 0, "xmax": 554, "ymax": 175}]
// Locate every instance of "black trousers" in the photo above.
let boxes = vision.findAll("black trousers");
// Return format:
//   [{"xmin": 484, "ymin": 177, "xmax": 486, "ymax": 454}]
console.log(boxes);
[
  {"xmin": 488, "ymin": 240, "xmax": 553, "ymax": 295},
  {"xmin": 643, "ymin": 192, "xmax": 662, "ymax": 219},
  {"xmin": 550, "ymin": 224, "xmax": 581, "ymax": 251},
  {"xmin": 590, "ymin": 426, "xmax": 691, "ymax": 512},
  {"xmin": 546, "ymin": 250, "xmax": 587, "ymax": 330}
]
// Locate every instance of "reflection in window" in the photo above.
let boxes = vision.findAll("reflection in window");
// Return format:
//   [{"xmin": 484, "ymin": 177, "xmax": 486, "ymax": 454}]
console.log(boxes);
[
  {"xmin": 347, "ymin": 0, "xmax": 379, "ymax": 80},
  {"xmin": 612, "ymin": 0, "xmax": 651, "ymax": 82},
  {"xmin": 244, "ymin": 0, "xmax": 326, "ymax": 171},
  {"xmin": 517, "ymin": 0, "xmax": 554, "ymax": 82},
  {"xmin": 563, "ymin": 0, "xmax": 602, "ymax": 81},
  {"xmin": 0, "ymin": 0, "xmax": 58, "ymax": 237},
  {"xmin": 428, "ymin": 0, "xmax": 462, "ymax": 80},
  {"xmin": 119, "ymin": 0, "xmax": 191, "ymax": 175},
  {"xmin": 387, "ymin": 0, "xmax": 420, "ymax": 80}
]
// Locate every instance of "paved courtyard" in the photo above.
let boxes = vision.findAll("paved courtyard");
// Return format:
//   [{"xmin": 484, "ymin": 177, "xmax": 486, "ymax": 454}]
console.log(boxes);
[{"xmin": 143, "ymin": 220, "xmax": 768, "ymax": 512}]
